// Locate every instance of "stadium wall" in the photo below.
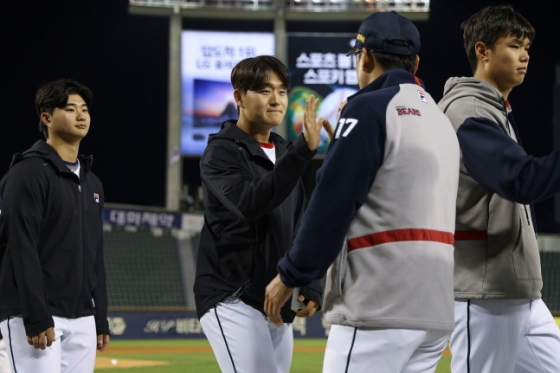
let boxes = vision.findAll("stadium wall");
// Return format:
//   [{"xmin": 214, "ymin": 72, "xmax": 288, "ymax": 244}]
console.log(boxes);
[{"xmin": 103, "ymin": 205, "xmax": 560, "ymax": 339}]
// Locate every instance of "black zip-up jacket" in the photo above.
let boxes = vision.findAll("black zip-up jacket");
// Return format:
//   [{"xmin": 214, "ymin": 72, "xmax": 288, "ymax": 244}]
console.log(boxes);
[
  {"xmin": 194, "ymin": 121, "xmax": 323, "ymax": 322},
  {"xmin": 0, "ymin": 140, "xmax": 110, "ymax": 336}
]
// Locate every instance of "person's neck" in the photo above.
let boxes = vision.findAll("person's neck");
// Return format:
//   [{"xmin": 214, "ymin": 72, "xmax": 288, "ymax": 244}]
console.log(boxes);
[
  {"xmin": 474, "ymin": 70, "xmax": 512, "ymax": 101},
  {"xmin": 46, "ymin": 137, "xmax": 80, "ymax": 163},
  {"xmin": 360, "ymin": 67, "xmax": 387, "ymax": 89},
  {"xmin": 236, "ymin": 119, "xmax": 271, "ymax": 143}
]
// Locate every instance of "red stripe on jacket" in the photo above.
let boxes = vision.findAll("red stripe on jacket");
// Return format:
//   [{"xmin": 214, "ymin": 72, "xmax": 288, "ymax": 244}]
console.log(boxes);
[
  {"xmin": 347, "ymin": 228, "xmax": 454, "ymax": 252},
  {"xmin": 454, "ymin": 230, "xmax": 488, "ymax": 241}
]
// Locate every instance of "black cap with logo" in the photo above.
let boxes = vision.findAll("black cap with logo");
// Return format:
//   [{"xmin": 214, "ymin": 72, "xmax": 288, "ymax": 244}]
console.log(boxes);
[{"xmin": 346, "ymin": 11, "xmax": 421, "ymax": 57}]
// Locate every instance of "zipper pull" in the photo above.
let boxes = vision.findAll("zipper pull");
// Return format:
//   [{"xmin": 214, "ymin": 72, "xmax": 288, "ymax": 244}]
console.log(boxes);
[{"xmin": 78, "ymin": 185, "xmax": 82, "ymax": 193}]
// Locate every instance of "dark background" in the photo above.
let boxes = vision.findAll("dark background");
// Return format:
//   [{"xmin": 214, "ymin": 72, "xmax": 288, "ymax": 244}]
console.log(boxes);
[{"xmin": 1, "ymin": 1, "xmax": 560, "ymax": 230}]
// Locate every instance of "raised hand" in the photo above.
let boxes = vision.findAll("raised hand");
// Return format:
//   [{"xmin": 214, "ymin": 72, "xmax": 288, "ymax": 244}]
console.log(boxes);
[
  {"xmin": 322, "ymin": 99, "xmax": 348, "ymax": 141},
  {"xmin": 322, "ymin": 119, "xmax": 335, "ymax": 141},
  {"xmin": 302, "ymin": 95, "xmax": 325, "ymax": 151}
]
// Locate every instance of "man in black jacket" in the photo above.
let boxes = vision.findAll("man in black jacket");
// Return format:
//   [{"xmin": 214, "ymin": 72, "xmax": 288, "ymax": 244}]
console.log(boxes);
[
  {"xmin": 0, "ymin": 79, "xmax": 110, "ymax": 373},
  {"xmin": 194, "ymin": 55, "xmax": 324, "ymax": 373}
]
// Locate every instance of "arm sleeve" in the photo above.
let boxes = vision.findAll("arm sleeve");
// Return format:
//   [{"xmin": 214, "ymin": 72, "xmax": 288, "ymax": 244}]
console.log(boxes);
[
  {"xmin": 2, "ymin": 163, "xmax": 54, "ymax": 336},
  {"xmin": 458, "ymin": 117, "xmax": 560, "ymax": 204},
  {"xmin": 201, "ymin": 135, "xmax": 315, "ymax": 221},
  {"xmin": 299, "ymin": 280, "xmax": 323, "ymax": 309},
  {"xmin": 93, "ymin": 184, "xmax": 110, "ymax": 336},
  {"xmin": 277, "ymin": 107, "xmax": 385, "ymax": 287},
  {"xmin": 292, "ymin": 182, "xmax": 323, "ymax": 308}
]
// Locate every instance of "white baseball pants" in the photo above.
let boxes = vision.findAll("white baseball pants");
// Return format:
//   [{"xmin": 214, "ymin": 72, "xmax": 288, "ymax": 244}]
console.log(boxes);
[
  {"xmin": 0, "ymin": 338, "xmax": 10, "ymax": 373},
  {"xmin": 323, "ymin": 324, "xmax": 450, "ymax": 373},
  {"xmin": 0, "ymin": 315, "xmax": 97, "ymax": 373},
  {"xmin": 451, "ymin": 298, "xmax": 560, "ymax": 373},
  {"xmin": 200, "ymin": 299, "xmax": 293, "ymax": 373}
]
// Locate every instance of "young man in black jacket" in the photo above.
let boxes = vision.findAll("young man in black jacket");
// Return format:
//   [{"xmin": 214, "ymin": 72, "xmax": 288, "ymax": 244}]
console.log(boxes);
[
  {"xmin": 194, "ymin": 55, "xmax": 324, "ymax": 373},
  {"xmin": 0, "ymin": 79, "xmax": 110, "ymax": 373}
]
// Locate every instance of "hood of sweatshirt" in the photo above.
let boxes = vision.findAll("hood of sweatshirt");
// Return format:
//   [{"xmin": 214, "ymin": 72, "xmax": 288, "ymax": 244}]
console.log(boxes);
[
  {"xmin": 438, "ymin": 77, "xmax": 506, "ymax": 114},
  {"xmin": 10, "ymin": 140, "xmax": 93, "ymax": 176}
]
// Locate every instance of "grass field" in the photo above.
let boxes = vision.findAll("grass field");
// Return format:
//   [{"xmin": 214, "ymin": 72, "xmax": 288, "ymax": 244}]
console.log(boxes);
[
  {"xmin": 94, "ymin": 318, "xmax": 560, "ymax": 372},
  {"xmin": 94, "ymin": 339, "xmax": 452, "ymax": 372}
]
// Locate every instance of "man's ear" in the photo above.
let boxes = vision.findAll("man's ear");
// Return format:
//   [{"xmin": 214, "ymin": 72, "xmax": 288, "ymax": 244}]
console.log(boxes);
[
  {"xmin": 475, "ymin": 41, "xmax": 490, "ymax": 63},
  {"xmin": 40, "ymin": 112, "xmax": 52, "ymax": 127},
  {"xmin": 234, "ymin": 89, "xmax": 244, "ymax": 109},
  {"xmin": 412, "ymin": 55, "xmax": 420, "ymax": 75},
  {"xmin": 359, "ymin": 48, "xmax": 375, "ymax": 73}
]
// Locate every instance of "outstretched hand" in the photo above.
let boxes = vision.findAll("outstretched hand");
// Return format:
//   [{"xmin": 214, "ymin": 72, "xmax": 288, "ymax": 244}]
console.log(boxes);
[
  {"xmin": 302, "ymin": 95, "xmax": 326, "ymax": 151},
  {"xmin": 305, "ymin": 97, "xmax": 347, "ymax": 144},
  {"xmin": 295, "ymin": 295, "xmax": 319, "ymax": 318},
  {"xmin": 322, "ymin": 119, "xmax": 335, "ymax": 141},
  {"xmin": 264, "ymin": 274, "xmax": 294, "ymax": 326},
  {"xmin": 322, "ymin": 99, "xmax": 348, "ymax": 141}
]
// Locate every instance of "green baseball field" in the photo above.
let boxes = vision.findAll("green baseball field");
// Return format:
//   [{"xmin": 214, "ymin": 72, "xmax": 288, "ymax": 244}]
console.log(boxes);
[
  {"xmin": 94, "ymin": 318, "xmax": 560, "ymax": 372},
  {"xmin": 94, "ymin": 339, "xmax": 449, "ymax": 372},
  {"xmin": 95, "ymin": 339, "xmax": 451, "ymax": 373}
]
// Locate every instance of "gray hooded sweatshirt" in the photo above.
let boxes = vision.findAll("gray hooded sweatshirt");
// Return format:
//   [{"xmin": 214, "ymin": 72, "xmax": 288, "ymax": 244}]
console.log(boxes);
[{"xmin": 437, "ymin": 77, "xmax": 559, "ymax": 300}]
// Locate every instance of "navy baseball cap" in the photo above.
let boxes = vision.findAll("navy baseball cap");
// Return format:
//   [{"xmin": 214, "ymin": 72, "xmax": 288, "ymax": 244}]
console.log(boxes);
[{"xmin": 346, "ymin": 11, "xmax": 420, "ymax": 56}]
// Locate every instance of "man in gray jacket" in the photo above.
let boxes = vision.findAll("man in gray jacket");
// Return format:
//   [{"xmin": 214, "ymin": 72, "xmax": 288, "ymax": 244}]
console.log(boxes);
[
  {"xmin": 266, "ymin": 12, "xmax": 460, "ymax": 373},
  {"xmin": 438, "ymin": 5, "xmax": 560, "ymax": 373}
]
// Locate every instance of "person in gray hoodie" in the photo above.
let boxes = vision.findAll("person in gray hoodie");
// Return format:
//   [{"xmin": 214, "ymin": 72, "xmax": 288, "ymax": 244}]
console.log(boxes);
[{"xmin": 438, "ymin": 5, "xmax": 560, "ymax": 373}]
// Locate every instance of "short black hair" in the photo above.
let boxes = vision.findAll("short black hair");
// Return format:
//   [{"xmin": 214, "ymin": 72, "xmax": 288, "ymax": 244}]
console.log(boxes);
[
  {"xmin": 353, "ymin": 40, "xmax": 416, "ymax": 74},
  {"xmin": 461, "ymin": 5, "xmax": 535, "ymax": 73},
  {"xmin": 231, "ymin": 56, "xmax": 289, "ymax": 94},
  {"xmin": 371, "ymin": 40, "xmax": 416, "ymax": 74},
  {"xmin": 35, "ymin": 79, "xmax": 93, "ymax": 139}
]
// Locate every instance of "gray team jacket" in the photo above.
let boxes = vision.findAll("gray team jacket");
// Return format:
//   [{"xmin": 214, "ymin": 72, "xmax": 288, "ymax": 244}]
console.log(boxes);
[
  {"xmin": 279, "ymin": 70, "xmax": 460, "ymax": 332},
  {"xmin": 438, "ymin": 77, "xmax": 542, "ymax": 300}
]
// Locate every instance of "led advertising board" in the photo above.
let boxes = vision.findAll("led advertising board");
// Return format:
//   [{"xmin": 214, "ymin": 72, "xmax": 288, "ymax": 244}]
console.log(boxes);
[
  {"xmin": 287, "ymin": 34, "xmax": 359, "ymax": 155},
  {"xmin": 181, "ymin": 30, "xmax": 275, "ymax": 156}
]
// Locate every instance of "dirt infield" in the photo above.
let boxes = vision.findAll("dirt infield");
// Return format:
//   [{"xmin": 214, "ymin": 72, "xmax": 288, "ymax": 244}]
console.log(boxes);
[
  {"xmin": 103, "ymin": 346, "xmax": 454, "ymax": 354},
  {"xmin": 95, "ymin": 346, "xmax": 327, "ymax": 370},
  {"xmin": 103, "ymin": 346, "xmax": 453, "ymax": 354},
  {"xmin": 95, "ymin": 357, "xmax": 169, "ymax": 369},
  {"xmin": 103, "ymin": 346, "xmax": 326, "ymax": 354}
]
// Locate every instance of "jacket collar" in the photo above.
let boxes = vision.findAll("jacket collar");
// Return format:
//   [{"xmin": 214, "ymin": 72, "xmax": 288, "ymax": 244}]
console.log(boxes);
[
  {"xmin": 210, "ymin": 120, "xmax": 289, "ymax": 160},
  {"xmin": 11, "ymin": 140, "xmax": 93, "ymax": 177},
  {"xmin": 348, "ymin": 69, "xmax": 422, "ymax": 102}
]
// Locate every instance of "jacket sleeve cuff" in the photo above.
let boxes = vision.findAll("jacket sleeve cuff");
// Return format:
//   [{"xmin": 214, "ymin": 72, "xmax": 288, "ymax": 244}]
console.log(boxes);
[
  {"xmin": 298, "ymin": 283, "xmax": 323, "ymax": 310},
  {"xmin": 95, "ymin": 315, "xmax": 111, "ymax": 336},
  {"xmin": 277, "ymin": 254, "xmax": 315, "ymax": 288},
  {"xmin": 23, "ymin": 318, "xmax": 55, "ymax": 337},
  {"xmin": 291, "ymin": 135, "xmax": 317, "ymax": 160}
]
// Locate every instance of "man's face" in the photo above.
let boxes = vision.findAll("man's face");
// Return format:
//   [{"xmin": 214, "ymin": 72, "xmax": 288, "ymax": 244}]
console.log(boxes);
[
  {"xmin": 485, "ymin": 35, "xmax": 531, "ymax": 92},
  {"xmin": 44, "ymin": 94, "xmax": 90, "ymax": 142},
  {"xmin": 237, "ymin": 72, "xmax": 288, "ymax": 130}
]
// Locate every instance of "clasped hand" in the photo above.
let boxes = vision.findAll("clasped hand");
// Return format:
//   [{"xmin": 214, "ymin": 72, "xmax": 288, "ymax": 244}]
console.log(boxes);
[{"xmin": 264, "ymin": 274, "xmax": 319, "ymax": 326}]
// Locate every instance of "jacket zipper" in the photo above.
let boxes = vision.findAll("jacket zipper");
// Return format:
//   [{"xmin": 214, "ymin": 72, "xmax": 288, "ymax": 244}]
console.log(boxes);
[{"xmin": 73, "ymin": 182, "xmax": 84, "ymax": 317}]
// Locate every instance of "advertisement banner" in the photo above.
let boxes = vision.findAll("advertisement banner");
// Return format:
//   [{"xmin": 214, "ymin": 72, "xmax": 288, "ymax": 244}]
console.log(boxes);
[
  {"xmin": 107, "ymin": 311, "xmax": 331, "ymax": 339},
  {"xmin": 286, "ymin": 34, "xmax": 359, "ymax": 155},
  {"xmin": 181, "ymin": 31, "xmax": 275, "ymax": 156},
  {"xmin": 102, "ymin": 208, "xmax": 203, "ymax": 231}
]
